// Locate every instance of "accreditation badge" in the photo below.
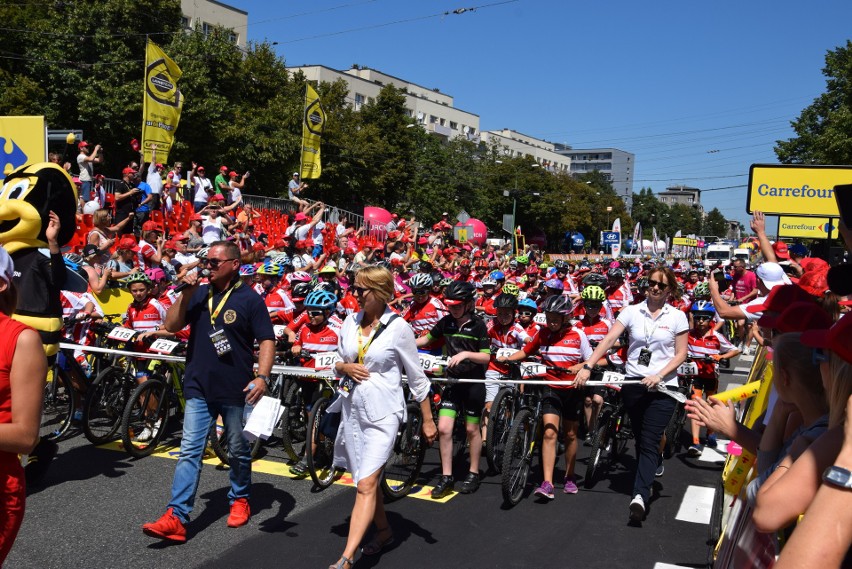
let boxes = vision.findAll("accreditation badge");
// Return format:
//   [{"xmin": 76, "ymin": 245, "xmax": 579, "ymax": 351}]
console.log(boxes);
[{"xmin": 209, "ymin": 327, "xmax": 232, "ymax": 357}]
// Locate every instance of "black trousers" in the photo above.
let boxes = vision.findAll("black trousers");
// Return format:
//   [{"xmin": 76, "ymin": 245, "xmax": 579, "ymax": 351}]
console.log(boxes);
[{"xmin": 621, "ymin": 383, "xmax": 677, "ymax": 502}]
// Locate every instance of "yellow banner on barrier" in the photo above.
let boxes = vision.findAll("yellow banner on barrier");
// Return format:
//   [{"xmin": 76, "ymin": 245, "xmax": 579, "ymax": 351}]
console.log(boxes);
[
  {"xmin": 0, "ymin": 116, "xmax": 46, "ymax": 176},
  {"xmin": 672, "ymin": 237, "xmax": 698, "ymax": 247},
  {"xmin": 777, "ymin": 216, "xmax": 839, "ymax": 239},
  {"xmin": 747, "ymin": 164, "xmax": 851, "ymax": 217},
  {"xmin": 300, "ymin": 84, "xmax": 325, "ymax": 179},
  {"xmin": 142, "ymin": 39, "xmax": 183, "ymax": 164}
]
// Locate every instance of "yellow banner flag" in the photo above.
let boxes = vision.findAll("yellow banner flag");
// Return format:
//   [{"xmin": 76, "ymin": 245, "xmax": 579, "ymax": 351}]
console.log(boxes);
[
  {"xmin": 300, "ymin": 84, "xmax": 325, "ymax": 179},
  {"xmin": 142, "ymin": 39, "xmax": 183, "ymax": 164}
]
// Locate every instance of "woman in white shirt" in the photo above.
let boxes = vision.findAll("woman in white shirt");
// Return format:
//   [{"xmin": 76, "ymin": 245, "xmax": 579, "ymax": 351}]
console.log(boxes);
[
  {"xmin": 328, "ymin": 266, "xmax": 436, "ymax": 569},
  {"xmin": 575, "ymin": 266, "xmax": 688, "ymax": 523}
]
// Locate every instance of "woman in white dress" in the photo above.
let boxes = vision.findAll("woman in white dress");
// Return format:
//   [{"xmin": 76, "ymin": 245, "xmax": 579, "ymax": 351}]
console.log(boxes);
[{"xmin": 329, "ymin": 266, "xmax": 436, "ymax": 569}]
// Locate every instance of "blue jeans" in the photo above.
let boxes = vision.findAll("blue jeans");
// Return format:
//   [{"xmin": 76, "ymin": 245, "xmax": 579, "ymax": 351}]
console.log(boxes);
[{"xmin": 167, "ymin": 398, "xmax": 251, "ymax": 523}]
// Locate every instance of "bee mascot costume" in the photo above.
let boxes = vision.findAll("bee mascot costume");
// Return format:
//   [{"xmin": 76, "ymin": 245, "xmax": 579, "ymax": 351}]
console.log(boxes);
[{"xmin": 0, "ymin": 162, "xmax": 78, "ymax": 483}]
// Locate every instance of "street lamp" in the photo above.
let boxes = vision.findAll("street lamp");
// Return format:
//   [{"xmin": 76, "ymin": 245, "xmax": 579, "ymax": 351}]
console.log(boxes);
[{"xmin": 606, "ymin": 206, "xmax": 613, "ymax": 227}]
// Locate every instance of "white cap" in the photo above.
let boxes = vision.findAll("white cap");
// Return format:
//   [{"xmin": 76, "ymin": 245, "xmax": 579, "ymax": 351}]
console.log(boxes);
[
  {"xmin": 0, "ymin": 246, "xmax": 14, "ymax": 284},
  {"xmin": 293, "ymin": 172, "xmax": 299, "ymax": 176},
  {"xmin": 756, "ymin": 262, "xmax": 792, "ymax": 290}
]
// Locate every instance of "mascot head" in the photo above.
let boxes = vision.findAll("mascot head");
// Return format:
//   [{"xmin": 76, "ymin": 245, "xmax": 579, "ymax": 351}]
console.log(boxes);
[{"xmin": 0, "ymin": 162, "xmax": 77, "ymax": 254}]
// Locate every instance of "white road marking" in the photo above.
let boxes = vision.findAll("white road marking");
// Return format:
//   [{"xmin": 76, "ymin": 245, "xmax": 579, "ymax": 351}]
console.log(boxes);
[
  {"xmin": 733, "ymin": 367, "xmax": 751, "ymax": 373},
  {"xmin": 675, "ymin": 485, "xmax": 716, "ymax": 524},
  {"xmin": 739, "ymin": 354, "xmax": 755, "ymax": 362},
  {"xmin": 698, "ymin": 439, "xmax": 729, "ymax": 463},
  {"xmin": 654, "ymin": 564, "xmax": 693, "ymax": 569}
]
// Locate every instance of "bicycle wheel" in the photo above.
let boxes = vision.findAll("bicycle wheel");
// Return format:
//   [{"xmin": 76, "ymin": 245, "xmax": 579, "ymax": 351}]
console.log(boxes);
[
  {"xmin": 82, "ymin": 366, "xmax": 132, "ymax": 445},
  {"xmin": 500, "ymin": 408, "xmax": 534, "ymax": 507},
  {"xmin": 207, "ymin": 414, "xmax": 262, "ymax": 466},
  {"xmin": 613, "ymin": 411, "xmax": 631, "ymax": 458},
  {"xmin": 584, "ymin": 408, "xmax": 613, "ymax": 488},
  {"xmin": 40, "ymin": 365, "xmax": 75, "ymax": 441},
  {"xmin": 280, "ymin": 380, "xmax": 308, "ymax": 462},
  {"xmin": 120, "ymin": 378, "xmax": 170, "ymax": 458},
  {"xmin": 663, "ymin": 404, "xmax": 686, "ymax": 458},
  {"xmin": 381, "ymin": 403, "xmax": 426, "ymax": 501},
  {"xmin": 485, "ymin": 387, "xmax": 515, "ymax": 474},
  {"xmin": 305, "ymin": 396, "xmax": 340, "ymax": 489}
]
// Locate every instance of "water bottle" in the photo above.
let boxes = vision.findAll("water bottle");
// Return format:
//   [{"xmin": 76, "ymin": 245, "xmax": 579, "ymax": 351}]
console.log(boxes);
[{"xmin": 243, "ymin": 383, "xmax": 255, "ymax": 425}]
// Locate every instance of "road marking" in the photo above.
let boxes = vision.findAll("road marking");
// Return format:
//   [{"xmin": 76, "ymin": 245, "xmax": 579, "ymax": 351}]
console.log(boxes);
[
  {"xmin": 739, "ymin": 354, "xmax": 755, "ymax": 362},
  {"xmin": 675, "ymin": 485, "xmax": 715, "ymax": 524},
  {"xmin": 654, "ymin": 564, "xmax": 693, "ymax": 569},
  {"xmin": 698, "ymin": 439, "xmax": 729, "ymax": 463},
  {"xmin": 733, "ymin": 367, "xmax": 751, "ymax": 373},
  {"xmin": 97, "ymin": 441, "xmax": 457, "ymax": 503}
]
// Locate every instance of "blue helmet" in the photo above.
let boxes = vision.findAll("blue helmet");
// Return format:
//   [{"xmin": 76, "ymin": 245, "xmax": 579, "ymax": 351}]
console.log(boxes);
[
  {"xmin": 518, "ymin": 298, "xmax": 538, "ymax": 313},
  {"xmin": 489, "ymin": 270, "xmax": 505, "ymax": 281},
  {"xmin": 304, "ymin": 289, "xmax": 338, "ymax": 310},
  {"xmin": 544, "ymin": 278, "xmax": 564, "ymax": 291},
  {"xmin": 691, "ymin": 300, "xmax": 716, "ymax": 317},
  {"xmin": 239, "ymin": 264, "xmax": 256, "ymax": 276}
]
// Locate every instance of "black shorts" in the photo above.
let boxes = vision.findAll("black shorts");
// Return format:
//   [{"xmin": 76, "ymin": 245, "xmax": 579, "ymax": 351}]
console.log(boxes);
[
  {"xmin": 692, "ymin": 376, "xmax": 719, "ymax": 394},
  {"xmin": 540, "ymin": 386, "xmax": 586, "ymax": 422},
  {"xmin": 439, "ymin": 382, "xmax": 485, "ymax": 423}
]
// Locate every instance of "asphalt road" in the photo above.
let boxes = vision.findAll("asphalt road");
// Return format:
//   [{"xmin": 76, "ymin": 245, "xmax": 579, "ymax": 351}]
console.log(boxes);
[{"xmin": 7, "ymin": 357, "xmax": 753, "ymax": 569}]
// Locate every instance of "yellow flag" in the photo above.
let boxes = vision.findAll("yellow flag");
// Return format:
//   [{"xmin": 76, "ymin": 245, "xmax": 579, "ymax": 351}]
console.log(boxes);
[
  {"xmin": 300, "ymin": 84, "xmax": 325, "ymax": 179},
  {"xmin": 142, "ymin": 39, "xmax": 183, "ymax": 163}
]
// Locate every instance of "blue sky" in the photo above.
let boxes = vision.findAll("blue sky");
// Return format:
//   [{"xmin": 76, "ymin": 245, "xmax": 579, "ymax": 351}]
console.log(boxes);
[{"xmin": 235, "ymin": 0, "xmax": 852, "ymax": 230}]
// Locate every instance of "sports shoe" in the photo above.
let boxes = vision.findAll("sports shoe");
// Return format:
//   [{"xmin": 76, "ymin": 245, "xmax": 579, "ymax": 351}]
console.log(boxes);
[
  {"xmin": 706, "ymin": 433, "xmax": 718, "ymax": 448},
  {"xmin": 655, "ymin": 456, "xmax": 665, "ymax": 477},
  {"xmin": 135, "ymin": 419, "xmax": 162, "ymax": 443},
  {"xmin": 534, "ymin": 481, "xmax": 555, "ymax": 500},
  {"xmin": 227, "ymin": 498, "xmax": 250, "ymax": 528},
  {"xmin": 563, "ymin": 477, "xmax": 579, "ymax": 494},
  {"xmin": 629, "ymin": 494, "xmax": 645, "ymax": 522},
  {"xmin": 458, "ymin": 471, "xmax": 481, "ymax": 494},
  {"xmin": 289, "ymin": 460, "xmax": 308, "ymax": 476},
  {"xmin": 583, "ymin": 433, "xmax": 593, "ymax": 447},
  {"xmin": 431, "ymin": 474, "xmax": 454, "ymax": 499},
  {"xmin": 142, "ymin": 508, "xmax": 187, "ymax": 542},
  {"xmin": 688, "ymin": 444, "xmax": 703, "ymax": 457}
]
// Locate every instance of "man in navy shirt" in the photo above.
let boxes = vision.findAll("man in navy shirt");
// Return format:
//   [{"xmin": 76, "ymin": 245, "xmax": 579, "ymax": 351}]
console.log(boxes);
[{"xmin": 143, "ymin": 241, "xmax": 275, "ymax": 542}]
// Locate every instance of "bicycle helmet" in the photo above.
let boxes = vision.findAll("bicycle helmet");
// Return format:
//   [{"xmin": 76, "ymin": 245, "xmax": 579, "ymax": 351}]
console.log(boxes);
[
  {"xmin": 607, "ymin": 267, "xmax": 625, "ymax": 280},
  {"xmin": 508, "ymin": 259, "xmax": 518, "ymax": 269},
  {"xmin": 474, "ymin": 259, "xmax": 488, "ymax": 269},
  {"xmin": 239, "ymin": 264, "xmax": 256, "ymax": 276},
  {"xmin": 538, "ymin": 262, "xmax": 549, "ymax": 270},
  {"xmin": 490, "ymin": 270, "xmax": 505, "ymax": 281},
  {"xmin": 345, "ymin": 262, "xmax": 359, "ymax": 275},
  {"xmin": 544, "ymin": 278, "xmax": 564, "ymax": 291},
  {"xmin": 257, "ymin": 262, "xmax": 283, "ymax": 276},
  {"xmin": 692, "ymin": 282, "xmax": 710, "ymax": 298},
  {"xmin": 145, "ymin": 267, "xmax": 166, "ymax": 282},
  {"xmin": 271, "ymin": 252, "xmax": 291, "ymax": 266},
  {"xmin": 439, "ymin": 277, "xmax": 455, "ymax": 287},
  {"xmin": 494, "ymin": 293, "xmax": 519, "ymax": 310},
  {"xmin": 637, "ymin": 276, "xmax": 649, "ymax": 290},
  {"xmin": 526, "ymin": 265, "xmax": 538, "ymax": 276},
  {"xmin": 581, "ymin": 285, "xmax": 606, "ymax": 302},
  {"xmin": 553, "ymin": 259, "xmax": 568, "ymax": 271},
  {"xmin": 502, "ymin": 282, "xmax": 520, "ymax": 297},
  {"xmin": 318, "ymin": 264, "xmax": 337, "ymax": 275},
  {"xmin": 480, "ymin": 277, "xmax": 497, "ymax": 288},
  {"xmin": 515, "ymin": 255, "xmax": 529, "ymax": 265},
  {"xmin": 291, "ymin": 282, "xmax": 313, "ymax": 301},
  {"xmin": 409, "ymin": 273, "xmax": 434, "ymax": 290},
  {"xmin": 288, "ymin": 271, "xmax": 312, "ymax": 283},
  {"xmin": 418, "ymin": 261, "xmax": 433, "ymax": 272},
  {"xmin": 628, "ymin": 266, "xmax": 640, "ymax": 274},
  {"xmin": 518, "ymin": 298, "xmax": 538, "ymax": 313},
  {"xmin": 541, "ymin": 294, "xmax": 572, "ymax": 315},
  {"xmin": 63, "ymin": 253, "xmax": 84, "ymax": 269},
  {"xmin": 691, "ymin": 300, "xmax": 716, "ymax": 318},
  {"xmin": 196, "ymin": 246, "xmax": 210, "ymax": 260},
  {"xmin": 583, "ymin": 272, "xmax": 608, "ymax": 288},
  {"xmin": 443, "ymin": 280, "xmax": 476, "ymax": 304},
  {"xmin": 304, "ymin": 289, "xmax": 338, "ymax": 310},
  {"xmin": 124, "ymin": 272, "xmax": 152, "ymax": 286}
]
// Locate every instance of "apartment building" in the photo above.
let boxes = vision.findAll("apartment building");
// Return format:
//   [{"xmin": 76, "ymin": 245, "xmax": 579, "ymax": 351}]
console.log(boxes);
[
  {"xmin": 180, "ymin": 0, "xmax": 248, "ymax": 48},
  {"xmin": 554, "ymin": 146, "xmax": 634, "ymax": 209},
  {"xmin": 480, "ymin": 129, "xmax": 571, "ymax": 174}
]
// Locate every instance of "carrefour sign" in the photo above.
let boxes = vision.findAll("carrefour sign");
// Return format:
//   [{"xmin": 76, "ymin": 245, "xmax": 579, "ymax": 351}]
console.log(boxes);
[
  {"xmin": 777, "ymin": 216, "xmax": 839, "ymax": 239},
  {"xmin": 1, "ymin": 116, "xmax": 47, "ymax": 176},
  {"xmin": 747, "ymin": 164, "xmax": 851, "ymax": 217}
]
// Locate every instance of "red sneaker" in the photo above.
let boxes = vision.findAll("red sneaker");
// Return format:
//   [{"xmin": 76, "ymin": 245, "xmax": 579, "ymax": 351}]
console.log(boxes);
[
  {"xmin": 227, "ymin": 498, "xmax": 250, "ymax": 528},
  {"xmin": 142, "ymin": 508, "xmax": 186, "ymax": 543}
]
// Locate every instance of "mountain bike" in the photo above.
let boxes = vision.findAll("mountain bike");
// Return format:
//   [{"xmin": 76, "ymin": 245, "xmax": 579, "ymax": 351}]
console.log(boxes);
[
  {"xmin": 663, "ymin": 356, "xmax": 712, "ymax": 458},
  {"xmin": 584, "ymin": 370, "xmax": 633, "ymax": 488}
]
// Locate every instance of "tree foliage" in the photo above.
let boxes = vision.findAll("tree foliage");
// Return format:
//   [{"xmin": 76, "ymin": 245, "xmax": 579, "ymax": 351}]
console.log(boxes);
[{"xmin": 776, "ymin": 40, "xmax": 852, "ymax": 164}]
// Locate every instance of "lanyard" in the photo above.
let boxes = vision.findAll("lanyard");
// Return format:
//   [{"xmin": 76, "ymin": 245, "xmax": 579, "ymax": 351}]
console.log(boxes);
[
  {"xmin": 357, "ymin": 320, "xmax": 380, "ymax": 364},
  {"xmin": 208, "ymin": 280, "xmax": 241, "ymax": 327},
  {"xmin": 643, "ymin": 304, "xmax": 665, "ymax": 347}
]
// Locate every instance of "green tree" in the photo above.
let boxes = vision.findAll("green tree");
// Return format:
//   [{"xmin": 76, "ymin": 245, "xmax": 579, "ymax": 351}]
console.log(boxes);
[
  {"xmin": 702, "ymin": 207, "xmax": 728, "ymax": 239},
  {"xmin": 775, "ymin": 40, "xmax": 852, "ymax": 164}
]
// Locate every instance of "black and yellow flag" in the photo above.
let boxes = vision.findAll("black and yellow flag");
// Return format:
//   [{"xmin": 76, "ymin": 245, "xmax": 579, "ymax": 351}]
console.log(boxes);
[
  {"xmin": 142, "ymin": 39, "xmax": 183, "ymax": 163},
  {"xmin": 300, "ymin": 84, "xmax": 325, "ymax": 179}
]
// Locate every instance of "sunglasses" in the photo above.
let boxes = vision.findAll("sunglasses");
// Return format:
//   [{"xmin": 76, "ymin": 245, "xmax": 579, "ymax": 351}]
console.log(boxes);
[
  {"xmin": 203, "ymin": 257, "xmax": 237, "ymax": 269},
  {"xmin": 412, "ymin": 289, "xmax": 429, "ymax": 295},
  {"xmin": 693, "ymin": 315, "xmax": 712, "ymax": 322},
  {"xmin": 812, "ymin": 347, "xmax": 830, "ymax": 365},
  {"xmin": 351, "ymin": 285, "xmax": 370, "ymax": 295},
  {"xmin": 307, "ymin": 310, "xmax": 325, "ymax": 317},
  {"xmin": 647, "ymin": 279, "xmax": 669, "ymax": 289},
  {"xmin": 518, "ymin": 310, "xmax": 536, "ymax": 317}
]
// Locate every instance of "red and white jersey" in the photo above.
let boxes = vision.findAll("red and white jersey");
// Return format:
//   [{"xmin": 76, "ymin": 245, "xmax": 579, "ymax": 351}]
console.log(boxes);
[
  {"xmin": 523, "ymin": 321, "xmax": 541, "ymax": 339},
  {"xmin": 475, "ymin": 294, "xmax": 496, "ymax": 316},
  {"xmin": 401, "ymin": 296, "xmax": 448, "ymax": 337},
  {"xmin": 287, "ymin": 311, "xmax": 343, "ymax": 334},
  {"xmin": 573, "ymin": 302, "xmax": 615, "ymax": 322},
  {"xmin": 125, "ymin": 297, "xmax": 167, "ymax": 333},
  {"xmin": 522, "ymin": 327, "xmax": 592, "ymax": 389},
  {"xmin": 265, "ymin": 287, "xmax": 296, "ymax": 322},
  {"xmin": 60, "ymin": 290, "xmax": 102, "ymax": 344},
  {"xmin": 136, "ymin": 239, "xmax": 159, "ymax": 270},
  {"xmin": 562, "ymin": 275, "xmax": 579, "ymax": 295},
  {"xmin": 295, "ymin": 324, "xmax": 340, "ymax": 367},
  {"xmin": 572, "ymin": 317, "xmax": 612, "ymax": 345},
  {"xmin": 687, "ymin": 330, "xmax": 735, "ymax": 378},
  {"xmin": 158, "ymin": 291, "xmax": 175, "ymax": 310},
  {"xmin": 620, "ymin": 282, "xmax": 634, "ymax": 304},
  {"xmin": 339, "ymin": 292, "xmax": 359, "ymax": 317},
  {"xmin": 605, "ymin": 287, "xmax": 629, "ymax": 315},
  {"xmin": 487, "ymin": 321, "xmax": 531, "ymax": 373}
]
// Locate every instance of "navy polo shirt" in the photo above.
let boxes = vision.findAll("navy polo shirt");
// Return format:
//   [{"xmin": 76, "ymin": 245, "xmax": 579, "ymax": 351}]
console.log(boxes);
[{"xmin": 183, "ymin": 281, "xmax": 274, "ymax": 404}]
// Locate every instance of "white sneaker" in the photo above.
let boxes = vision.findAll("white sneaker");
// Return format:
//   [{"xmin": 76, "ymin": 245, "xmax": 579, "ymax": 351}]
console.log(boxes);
[
  {"xmin": 135, "ymin": 419, "xmax": 162, "ymax": 442},
  {"xmin": 629, "ymin": 494, "xmax": 645, "ymax": 521}
]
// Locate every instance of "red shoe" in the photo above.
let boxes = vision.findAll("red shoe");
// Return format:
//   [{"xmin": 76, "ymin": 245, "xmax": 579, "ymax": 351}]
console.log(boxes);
[
  {"xmin": 142, "ymin": 508, "xmax": 186, "ymax": 543},
  {"xmin": 227, "ymin": 498, "xmax": 250, "ymax": 528}
]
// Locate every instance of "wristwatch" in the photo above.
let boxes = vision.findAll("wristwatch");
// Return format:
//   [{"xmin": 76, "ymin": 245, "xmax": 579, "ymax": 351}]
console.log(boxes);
[
  {"xmin": 582, "ymin": 364, "xmax": 593, "ymax": 371},
  {"xmin": 823, "ymin": 465, "xmax": 852, "ymax": 489},
  {"xmin": 255, "ymin": 374, "xmax": 270, "ymax": 387}
]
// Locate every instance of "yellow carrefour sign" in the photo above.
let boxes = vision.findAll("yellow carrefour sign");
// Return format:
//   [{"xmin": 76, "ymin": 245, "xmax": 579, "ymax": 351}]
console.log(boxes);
[
  {"xmin": 747, "ymin": 164, "xmax": 852, "ymax": 217},
  {"xmin": 0, "ymin": 116, "xmax": 47, "ymax": 176},
  {"xmin": 777, "ymin": 216, "xmax": 839, "ymax": 239},
  {"xmin": 673, "ymin": 237, "xmax": 698, "ymax": 246}
]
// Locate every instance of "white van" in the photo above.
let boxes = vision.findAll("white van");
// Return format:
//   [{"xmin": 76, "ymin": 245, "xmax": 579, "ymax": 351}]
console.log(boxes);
[{"xmin": 704, "ymin": 243, "xmax": 734, "ymax": 268}]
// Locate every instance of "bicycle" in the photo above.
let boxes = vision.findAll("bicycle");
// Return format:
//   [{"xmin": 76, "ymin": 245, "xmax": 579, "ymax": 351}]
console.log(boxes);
[
  {"xmin": 663, "ymin": 356, "xmax": 712, "ymax": 458},
  {"xmin": 303, "ymin": 373, "xmax": 344, "ymax": 489},
  {"xmin": 380, "ymin": 398, "xmax": 427, "ymax": 501},
  {"xmin": 584, "ymin": 370, "xmax": 633, "ymax": 489}
]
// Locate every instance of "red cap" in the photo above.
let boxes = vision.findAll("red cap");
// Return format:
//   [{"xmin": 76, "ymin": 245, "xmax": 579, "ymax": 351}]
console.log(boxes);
[
  {"xmin": 220, "ymin": 166, "xmax": 228, "ymax": 172},
  {"xmin": 252, "ymin": 242, "xmax": 266, "ymax": 252},
  {"xmin": 78, "ymin": 141, "xmax": 89, "ymax": 149},
  {"xmin": 163, "ymin": 240, "xmax": 177, "ymax": 250},
  {"xmin": 746, "ymin": 284, "xmax": 813, "ymax": 313},
  {"xmin": 391, "ymin": 213, "xmax": 398, "ymax": 219},
  {"xmin": 167, "ymin": 172, "xmax": 174, "ymax": 178},
  {"xmin": 122, "ymin": 167, "xmax": 136, "ymax": 176},
  {"xmin": 344, "ymin": 247, "xmax": 356, "ymax": 255},
  {"xmin": 801, "ymin": 312, "xmax": 852, "ymax": 364},
  {"xmin": 797, "ymin": 269, "xmax": 830, "ymax": 299},
  {"xmin": 197, "ymin": 166, "xmax": 205, "ymax": 172},
  {"xmin": 229, "ymin": 171, "xmax": 238, "ymax": 178},
  {"xmin": 443, "ymin": 298, "xmax": 464, "ymax": 306},
  {"xmin": 142, "ymin": 221, "xmax": 162, "ymax": 232},
  {"xmin": 172, "ymin": 233, "xmax": 189, "ymax": 241},
  {"xmin": 390, "ymin": 258, "xmax": 403, "ymax": 266},
  {"xmin": 209, "ymin": 194, "xmax": 224, "ymax": 201},
  {"xmin": 417, "ymin": 237, "xmax": 429, "ymax": 245},
  {"xmin": 801, "ymin": 257, "xmax": 829, "ymax": 273},
  {"xmin": 772, "ymin": 241, "xmax": 790, "ymax": 260},
  {"xmin": 459, "ymin": 259, "xmax": 471, "ymax": 267},
  {"xmin": 191, "ymin": 214, "xmax": 203, "ymax": 221},
  {"xmin": 295, "ymin": 240, "xmax": 307, "ymax": 249},
  {"xmin": 388, "ymin": 231, "xmax": 401, "ymax": 240},
  {"xmin": 156, "ymin": 163, "xmax": 163, "ymax": 169},
  {"xmin": 294, "ymin": 212, "xmax": 307, "ymax": 222},
  {"xmin": 118, "ymin": 237, "xmax": 139, "ymax": 252},
  {"xmin": 274, "ymin": 239, "xmax": 287, "ymax": 249},
  {"xmin": 758, "ymin": 301, "xmax": 833, "ymax": 333}
]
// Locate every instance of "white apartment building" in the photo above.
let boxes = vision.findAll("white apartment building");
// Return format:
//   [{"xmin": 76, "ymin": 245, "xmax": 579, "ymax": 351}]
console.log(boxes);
[
  {"xmin": 480, "ymin": 129, "xmax": 571, "ymax": 174},
  {"xmin": 288, "ymin": 65, "xmax": 481, "ymax": 142},
  {"xmin": 181, "ymin": 0, "xmax": 248, "ymax": 48},
  {"xmin": 554, "ymin": 146, "xmax": 635, "ymax": 209}
]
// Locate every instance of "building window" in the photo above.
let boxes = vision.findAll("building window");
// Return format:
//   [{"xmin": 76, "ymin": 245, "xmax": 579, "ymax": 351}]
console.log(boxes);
[
  {"xmin": 429, "ymin": 115, "xmax": 437, "ymax": 123},
  {"xmin": 354, "ymin": 93, "xmax": 365, "ymax": 111},
  {"xmin": 450, "ymin": 121, "xmax": 458, "ymax": 130},
  {"xmin": 202, "ymin": 21, "xmax": 212, "ymax": 37},
  {"xmin": 229, "ymin": 32, "xmax": 238, "ymax": 44},
  {"xmin": 181, "ymin": 16, "xmax": 191, "ymax": 29},
  {"xmin": 439, "ymin": 118, "xmax": 446, "ymax": 126}
]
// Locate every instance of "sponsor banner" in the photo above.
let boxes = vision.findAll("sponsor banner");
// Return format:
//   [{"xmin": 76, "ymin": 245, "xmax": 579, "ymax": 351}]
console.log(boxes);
[
  {"xmin": 747, "ymin": 164, "xmax": 851, "ymax": 217},
  {"xmin": 601, "ymin": 231, "xmax": 620, "ymax": 244},
  {"xmin": 673, "ymin": 237, "xmax": 698, "ymax": 246},
  {"xmin": 142, "ymin": 40, "xmax": 183, "ymax": 163},
  {"xmin": 0, "ymin": 116, "xmax": 46, "ymax": 176},
  {"xmin": 300, "ymin": 84, "xmax": 325, "ymax": 179},
  {"xmin": 454, "ymin": 225, "xmax": 473, "ymax": 243},
  {"xmin": 777, "ymin": 216, "xmax": 839, "ymax": 239}
]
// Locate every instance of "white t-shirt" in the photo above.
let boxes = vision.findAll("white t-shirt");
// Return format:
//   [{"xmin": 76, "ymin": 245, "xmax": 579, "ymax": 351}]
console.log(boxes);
[
  {"xmin": 229, "ymin": 184, "xmax": 242, "ymax": 204},
  {"xmin": 201, "ymin": 216, "xmax": 226, "ymax": 244},
  {"xmin": 147, "ymin": 163, "xmax": 163, "ymax": 195},
  {"xmin": 617, "ymin": 301, "xmax": 689, "ymax": 386},
  {"xmin": 741, "ymin": 296, "xmax": 767, "ymax": 323},
  {"xmin": 77, "ymin": 153, "xmax": 93, "ymax": 182},
  {"xmin": 193, "ymin": 176, "xmax": 211, "ymax": 203},
  {"xmin": 310, "ymin": 221, "xmax": 325, "ymax": 243}
]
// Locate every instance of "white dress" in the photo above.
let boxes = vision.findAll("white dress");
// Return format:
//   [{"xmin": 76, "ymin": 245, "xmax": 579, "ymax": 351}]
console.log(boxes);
[{"xmin": 330, "ymin": 308, "xmax": 430, "ymax": 484}]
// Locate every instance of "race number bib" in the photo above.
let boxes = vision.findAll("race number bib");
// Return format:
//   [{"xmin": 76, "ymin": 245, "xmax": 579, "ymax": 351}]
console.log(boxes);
[
  {"xmin": 107, "ymin": 327, "xmax": 137, "ymax": 342},
  {"xmin": 495, "ymin": 348, "xmax": 519, "ymax": 359},
  {"xmin": 149, "ymin": 339, "xmax": 179, "ymax": 355},
  {"xmin": 600, "ymin": 370, "xmax": 625, "ymax": 389},
  {"xmin": 677, "ymin": 361, "xmax": 700, "ymax": 376},
  {"xmin": 519, "ymin": 362, "xmax": 547, "ymax": 377},
  {"xmin": 273, "ymin": 325, "xmax": 287, "ymax": 340},
  {"xmin": 418, "ymin": 354, "xmax": 448, "ymax": 373},
  {"xmin": 533, "ymin": 313, "xmax": 548, "ymax": 325},
  {"xmin": 314, "ymin": 351, "xmax": 341, "ymax": 370}
]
